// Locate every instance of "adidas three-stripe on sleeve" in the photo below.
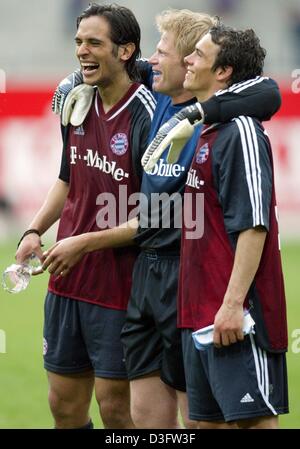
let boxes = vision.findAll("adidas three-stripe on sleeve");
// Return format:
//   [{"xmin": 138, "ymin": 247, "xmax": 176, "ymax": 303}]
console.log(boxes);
[{"xmin": 214, "ymin": 116, "xmax": 272, "ymax": 233}]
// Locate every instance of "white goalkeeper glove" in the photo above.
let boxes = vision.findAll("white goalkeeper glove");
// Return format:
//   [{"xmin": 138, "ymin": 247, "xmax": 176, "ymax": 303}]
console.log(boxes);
[
  {"xmin": 142, "ymin": 102, "xmax": 204, "ymax": 173},
  {"xmin": 52, "ymin": 70, "xmax": 83, "ymax": 115},
  {"xmin": 52, "ymin": 70, "xmax": 94, "ymax": 127},
  {"xmin": 61, "ymin": 84, "xmax": 94, "ymax": 127}
]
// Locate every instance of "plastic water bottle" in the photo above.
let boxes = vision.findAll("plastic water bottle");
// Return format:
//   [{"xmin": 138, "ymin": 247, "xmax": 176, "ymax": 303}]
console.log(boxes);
[{"xmin": 2, "ymin": 254, "xmax": 42, "ymax": 294}]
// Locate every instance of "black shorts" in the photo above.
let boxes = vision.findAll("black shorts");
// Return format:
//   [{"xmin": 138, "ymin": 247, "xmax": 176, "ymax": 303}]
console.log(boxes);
[
  {"xmin": 182, "ymin": 329, "xmax": 289, "ymax": 422},
  {"xmin": 43, "ymin": 292, "xmax": 127, "ymax": 379},
  {"xmin": 121, "ymin": 250, "xmax": 186, "ymax": 391}
]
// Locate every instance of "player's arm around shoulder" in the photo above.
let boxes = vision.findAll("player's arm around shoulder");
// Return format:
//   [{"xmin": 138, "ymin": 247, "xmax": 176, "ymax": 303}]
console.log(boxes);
[
  {"xmin": 135, "ymin": 59, "xmax": 153, "ymax": 91},
  {"xmin": 202, "ymin": 77, "xmax": 281, "ymax": 124}
]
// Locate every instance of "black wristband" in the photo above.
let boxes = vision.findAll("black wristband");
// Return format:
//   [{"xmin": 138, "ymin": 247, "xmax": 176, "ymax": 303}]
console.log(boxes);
[{"xmin": 17, "ymin": 229, "xmax": 43, "ymax": 249}]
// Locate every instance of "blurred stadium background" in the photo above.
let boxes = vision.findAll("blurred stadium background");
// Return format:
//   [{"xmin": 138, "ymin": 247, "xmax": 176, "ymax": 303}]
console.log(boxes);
[{"xmin": 0, "ymin": 0, "xmax": 299, "ymax": 428}]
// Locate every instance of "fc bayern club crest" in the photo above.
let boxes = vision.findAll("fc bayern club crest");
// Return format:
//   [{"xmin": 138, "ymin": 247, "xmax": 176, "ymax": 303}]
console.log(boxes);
[
  {"xmin": 110, "ymin": 133, "xmax": 128, "ymax": 156},
  {"xmin": 196, "ymin": 143, "xmax": 210, "ymax": 164}
]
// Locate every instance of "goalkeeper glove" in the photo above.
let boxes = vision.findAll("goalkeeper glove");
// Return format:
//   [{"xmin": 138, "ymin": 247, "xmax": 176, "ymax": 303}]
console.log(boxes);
[
  {"xmin": 52, "ymin": 70, "xmax": 83, "ymax": 115},
  {"xmin": 142, "ymin": 102, "xmax": 204, "ymax": 173},
  {"xmin": 61, "ymin": 84, "xmax": 94, "ymax": 127},
  {"xmin": 52, "ymin": 70, "xmax": 94, "ymax": 126}
]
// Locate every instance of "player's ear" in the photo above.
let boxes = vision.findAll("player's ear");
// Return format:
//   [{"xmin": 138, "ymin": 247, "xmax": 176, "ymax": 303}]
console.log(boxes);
[
  {"xmin": 118, "ymin": 42, "xmax": 135, "ymax": 62},
  {"xmin": 216, "ymin": 65, "xmax": 233, "ymax": 84}
]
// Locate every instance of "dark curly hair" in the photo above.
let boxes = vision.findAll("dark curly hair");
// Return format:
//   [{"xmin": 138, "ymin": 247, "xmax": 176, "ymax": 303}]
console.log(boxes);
[
  {"xmin": 209, "ymin": 25, "xmax": 266, "ymax": 86},
  {"xmin": 77, "ymin": 3, "xmax": 141, "ymax": 81}
]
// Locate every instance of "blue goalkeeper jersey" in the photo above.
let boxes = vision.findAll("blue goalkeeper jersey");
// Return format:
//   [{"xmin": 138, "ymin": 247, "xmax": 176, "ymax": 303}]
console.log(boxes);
[
  {"xmin": 135, "ymin": 93, "xmax": 202, "ymax": 250},
  {"xmin": 134, "ymin": 60, "xmax": 202, "ymax": 250}
]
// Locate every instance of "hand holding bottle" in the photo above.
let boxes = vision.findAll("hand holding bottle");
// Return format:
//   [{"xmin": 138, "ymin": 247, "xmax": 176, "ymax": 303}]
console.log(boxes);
[{"xmin": 2, "ymin": 254, "xmax": 43, "ymax": 293}]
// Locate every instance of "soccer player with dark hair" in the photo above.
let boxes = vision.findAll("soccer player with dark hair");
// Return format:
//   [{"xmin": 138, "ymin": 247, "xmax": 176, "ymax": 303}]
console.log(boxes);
[
  {"xmin": 47, "ymin": 9, "xmax": 283, "ymax": 428},
  {"xmin": 180, "ymin": 25, "xmax": 289, "ymax": 428},
  {"xmin": 15, "ymin": 3, "xmax": 155, "ymax": 429}
]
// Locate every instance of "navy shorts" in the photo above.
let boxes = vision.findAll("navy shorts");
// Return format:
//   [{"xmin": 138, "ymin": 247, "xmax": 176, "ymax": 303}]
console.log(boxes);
[
  {"xmin": 121, "ymin": 250, "xmax": 186, "ymax": 391},
  {"xmin": 43, "ymin": 292, "xmax": 127, "ymax": 379},
  {"xmin": 182, "ymin": 329, "xmax": 289, "ymax": 422}
]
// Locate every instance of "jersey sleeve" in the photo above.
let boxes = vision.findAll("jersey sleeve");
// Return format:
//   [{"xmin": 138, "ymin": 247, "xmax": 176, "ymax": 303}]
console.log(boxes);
[
  {"xmin": 213, "ymin": 117, "xmax": 272, "ymax": 234},
  {"xmin": 201, "ymin": 77, "xmax": 281, "ymax": 124},
  {"xmin": 58, "ymin": 124, "xmax": 70, "ymax": 183},
  {"xmin": 136, "ymin": 59, "xmax": 153, "ymax": 90},
  {"xmin": 130, "ymin": 112, "xmax": 152, "ymax": 182}
]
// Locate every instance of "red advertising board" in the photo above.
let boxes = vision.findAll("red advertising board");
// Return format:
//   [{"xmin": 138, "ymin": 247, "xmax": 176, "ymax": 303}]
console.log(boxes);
[{"xmin": 0, "ymin": 85, "xmax": 299, "ymax": 236}]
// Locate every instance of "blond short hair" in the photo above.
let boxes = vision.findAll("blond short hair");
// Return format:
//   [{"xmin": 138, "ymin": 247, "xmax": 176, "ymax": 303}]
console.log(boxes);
[{"xmin": 156, "ymin": 9, "xmax": 219, "ymax": 59}]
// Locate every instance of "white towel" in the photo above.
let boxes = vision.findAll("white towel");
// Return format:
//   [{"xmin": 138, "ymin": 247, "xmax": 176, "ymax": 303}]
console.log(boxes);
[{"xmin": 192, "ymin": 311, "xmax": 255, "ymax": 351}]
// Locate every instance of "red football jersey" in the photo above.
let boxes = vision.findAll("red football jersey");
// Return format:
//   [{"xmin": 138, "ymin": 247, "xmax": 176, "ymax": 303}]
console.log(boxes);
[
  {"xmin": 178, "ymin": 118, "xmax": 288, "ymax": 352},
  {"xmin": 48, "ymin": 83, "xmax": 155, "ymax": 310}
]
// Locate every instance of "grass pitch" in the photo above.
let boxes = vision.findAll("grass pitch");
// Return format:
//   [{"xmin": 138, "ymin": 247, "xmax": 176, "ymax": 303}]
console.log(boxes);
[{"xmin": 0, "ymin": 239, "xmax": 299, "ymax": 428}]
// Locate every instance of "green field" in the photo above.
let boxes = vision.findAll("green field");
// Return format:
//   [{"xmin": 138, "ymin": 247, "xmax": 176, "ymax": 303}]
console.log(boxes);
[{"xmin": 0, "ymin": 239, "xmax": 299, "ymax": 429}]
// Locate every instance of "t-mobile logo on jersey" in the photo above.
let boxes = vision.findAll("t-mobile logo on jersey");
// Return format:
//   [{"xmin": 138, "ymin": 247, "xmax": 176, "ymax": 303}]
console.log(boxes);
[
  {"xmin": 148, "ymin": 158, "xmax": 185, "ymax": 178},
  {"xmin": 186, "ymin": 169, "xmax": 205, "ymax": 190},
  {"xmin": 70, "ymin": 146, "xmax": 129, "ymax": 181}
]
